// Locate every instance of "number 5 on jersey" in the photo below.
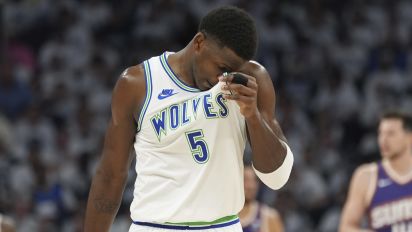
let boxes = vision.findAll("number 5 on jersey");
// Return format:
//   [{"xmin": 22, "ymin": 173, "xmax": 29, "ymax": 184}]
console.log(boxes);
[{"xmin": 185, "ymin": 130, "xmax": 210, "ymax": 164}]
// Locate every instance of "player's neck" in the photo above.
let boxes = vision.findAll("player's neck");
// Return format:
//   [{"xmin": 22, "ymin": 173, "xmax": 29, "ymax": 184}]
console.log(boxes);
[
  {"xmin": 386, "ymin": 151, "xmax": 412, "ymax": 176},
  {"xmin": 167, "ymin": 48, "xmax": 195, "ymax": 87}
]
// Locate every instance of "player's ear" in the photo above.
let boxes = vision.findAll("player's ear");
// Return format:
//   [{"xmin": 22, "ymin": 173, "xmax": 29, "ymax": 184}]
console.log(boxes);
[{"xmin": 193, "ymin": 32, "xmax": 206, "ymax": 52}]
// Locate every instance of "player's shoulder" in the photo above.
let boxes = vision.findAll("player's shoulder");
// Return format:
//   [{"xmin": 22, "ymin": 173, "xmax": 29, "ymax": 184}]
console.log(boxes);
[
  {"xmin": 113, "ymin": 64, "xmax": 147, "ymax": 95},
  {"xmin": 112, "ymin": 64, "xmax": 147, "ymax": 111},
  {"xmin": 352, "ymin": 162, "xmax": 378, "ymax": 182},
  {"xmin": 260, "ymin": 204, "xmax": 281, "ymax": 219},
  {"xmin": 354, "ymin": 162, "xmax": 378, "ymax": 175},
  {"xmin": 241, "ymin": 60, "xmax": 270, "ymax": 79},
  {"xmin": 350, "ymin": 162, "xmax": 379, "ymax": 204},
  {"xmin": 119, "ymin": 64, "xmax": 146, "ymax": 85}
]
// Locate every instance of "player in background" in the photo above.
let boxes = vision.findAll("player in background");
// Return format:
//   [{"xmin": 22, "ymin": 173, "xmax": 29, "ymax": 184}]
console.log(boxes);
[
  {"xmin": 239, "ymin": 165, "xmax": 284, "ymax": 232},
  {"xmin": 339, "ymin": 111, "xmax": 412, "ymax": 232}
]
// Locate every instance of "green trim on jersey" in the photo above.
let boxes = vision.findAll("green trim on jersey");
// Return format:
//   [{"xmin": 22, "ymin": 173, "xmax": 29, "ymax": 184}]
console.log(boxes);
[
  {"xmin": 165, "ymin": 215, "xmax": 238, "ymax": 226},
  {"xmin": 160, "ymin": 53, "xmax": 201, "ymax": 93},
  {"xmin": 137, "ymin": 60, "xmax": 153, "ymax": 132}
]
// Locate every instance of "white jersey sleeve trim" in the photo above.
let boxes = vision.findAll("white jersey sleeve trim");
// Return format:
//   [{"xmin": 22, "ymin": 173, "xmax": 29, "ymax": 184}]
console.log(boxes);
[
  {"xmin": 137, "ymin": 60, "xmax": 153, "ymax": 132},
  {"xmin": 252, "ymin": 141, "xmax": 294, "ymax": 190}
]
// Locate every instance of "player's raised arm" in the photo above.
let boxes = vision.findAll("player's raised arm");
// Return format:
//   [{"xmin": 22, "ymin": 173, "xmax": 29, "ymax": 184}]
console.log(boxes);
[
  {"xmin": 339, "ymin": 164, "xmax": 376, "ymax": 232},
  {"xmin": 84, "ymin": 65, "xmax": 145, "ymax": 232},
  {"xmin": 222, "ymin": 62, "xmax": 293, "ymax": 190}
]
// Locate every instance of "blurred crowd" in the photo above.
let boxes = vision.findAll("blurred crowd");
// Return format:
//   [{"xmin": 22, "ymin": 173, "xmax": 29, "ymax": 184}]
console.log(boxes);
[{"xmin": 1, "ymin": 0, "xmax": 412, "ymax": 231}]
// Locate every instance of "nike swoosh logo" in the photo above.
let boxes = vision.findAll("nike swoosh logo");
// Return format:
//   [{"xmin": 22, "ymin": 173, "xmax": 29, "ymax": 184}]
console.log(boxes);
[
  {"xmin": 158, "ymin": 92, "xmax": 178, "ymax": 100},
  {"xmin": 378, "ymin": 179, "xmax": 392, "ymax": 188}
]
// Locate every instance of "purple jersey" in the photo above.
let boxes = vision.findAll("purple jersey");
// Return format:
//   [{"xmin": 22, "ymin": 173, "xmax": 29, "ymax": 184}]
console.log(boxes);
[
  {"xmin": 242, "ymin": 204, "xmax": 262, "ymax": 232},
  {"xmin": 367, "ymin": 162, "xmax": 412, "ymax": 232}
]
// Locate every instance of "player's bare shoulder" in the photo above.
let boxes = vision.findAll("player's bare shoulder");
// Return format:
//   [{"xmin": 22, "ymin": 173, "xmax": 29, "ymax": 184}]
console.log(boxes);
[
  {"xmin": 240, "ymin": 61, "xmax": 271, "ymax": 81},
  {"xmin": 353, "ymin": 162, "xmax": 378, "ymax": 182},
  {"xmin": 118, "ymin": 64, "xmax": 146, "ymax": 92},
  {"xmin": 261, "ymin": 204, "xmax": 281, "ymax": 219},
  {"xmin": 112, "ymin": 64, "xmax": 147, "ymax": 120},
  {"xmin": 350, "ymin": 162, "xmax": 378, "ymax": 201}
]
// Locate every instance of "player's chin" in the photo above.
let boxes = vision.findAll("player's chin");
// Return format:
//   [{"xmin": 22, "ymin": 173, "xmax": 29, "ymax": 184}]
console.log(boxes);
[{"xmin": 382, "ymin": 151, "xmax": 396, "ymax": 159}]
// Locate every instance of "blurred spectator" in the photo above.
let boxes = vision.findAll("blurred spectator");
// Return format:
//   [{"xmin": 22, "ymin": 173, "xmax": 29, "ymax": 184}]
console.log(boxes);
[
  {"xmin": 239, "ymin": 165, "xmax": 284, "ymax": 232},
  {"xmin": 0, "ymin": 62, "xmax": 31, "ymax": 120}
]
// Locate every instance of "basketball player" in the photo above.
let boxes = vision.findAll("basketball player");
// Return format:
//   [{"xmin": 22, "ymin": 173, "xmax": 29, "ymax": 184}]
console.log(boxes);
[
  {"xmin": 239, "ymin": 165, "xmax": 284, "ymax": 232},
  {"xmin": 339, "ymin": 111, "xmax": 412, "ymax": 232},
  {"xmin": 84, "ymin": 6, "xmax": 294, "ymax": 232}
]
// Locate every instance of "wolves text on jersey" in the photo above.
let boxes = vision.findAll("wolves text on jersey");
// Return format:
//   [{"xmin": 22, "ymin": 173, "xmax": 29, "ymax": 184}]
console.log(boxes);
[{"xmin": 150, "ymin": 93, "xmax": 229, "ymax": 141}]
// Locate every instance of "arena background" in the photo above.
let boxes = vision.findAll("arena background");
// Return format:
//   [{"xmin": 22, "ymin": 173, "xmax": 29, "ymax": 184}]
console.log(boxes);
[{"xmin": 1, "ymin": 0, "xmax": 412, "ymax": 231}]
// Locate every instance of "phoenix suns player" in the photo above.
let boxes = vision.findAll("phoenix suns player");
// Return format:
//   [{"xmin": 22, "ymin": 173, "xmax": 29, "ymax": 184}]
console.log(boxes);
[{"xmin": 340, "ymin": 111, "xmax": 412, "ymax": 232}]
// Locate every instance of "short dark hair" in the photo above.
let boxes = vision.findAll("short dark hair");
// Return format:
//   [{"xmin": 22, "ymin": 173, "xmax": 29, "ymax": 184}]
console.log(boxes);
[
  {"xmin": 381, "ymin": 111, "xmax": 412, "ymax": 131},
  {"xmin": 198, "ymin": 6, "xmax": 258, "ymax": 60}
]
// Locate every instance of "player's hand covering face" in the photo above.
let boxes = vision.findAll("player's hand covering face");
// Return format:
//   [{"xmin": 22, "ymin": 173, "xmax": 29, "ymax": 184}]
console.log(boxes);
[{"xmin": 219, "ymin": 72, "xmax": 258, "ymax": 119}]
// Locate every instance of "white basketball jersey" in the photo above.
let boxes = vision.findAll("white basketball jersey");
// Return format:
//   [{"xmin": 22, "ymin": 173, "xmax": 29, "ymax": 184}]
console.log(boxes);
[{"xmin": 131, "ymin": 52, "xmax": 247, "ymax": 223}]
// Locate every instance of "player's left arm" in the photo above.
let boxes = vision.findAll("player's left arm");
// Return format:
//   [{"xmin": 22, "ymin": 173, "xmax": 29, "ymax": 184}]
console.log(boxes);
[{"xmin": 220, "ymin": 61, "xmax": 293, "ymax": 190}]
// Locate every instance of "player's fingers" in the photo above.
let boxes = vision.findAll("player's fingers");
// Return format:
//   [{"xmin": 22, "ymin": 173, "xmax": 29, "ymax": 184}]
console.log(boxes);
[
  {"xmin": 219, "ymin": 76, "xmax": 258, "ymax": 91},
  {"xmin": 240, "ymin": 78, "xmax": 257, "ymax": 90},
  {"xmin": 222, "ymin": 83, "xmax": 256, "ymax": 96},
  {"xmin": 223, "ymin": 93, "xmax": 255, "ymax": 103},
  {"xmin": 235, "ymin": 72, "xmax": 256, "ymax": 82},
  {"xmin": 218, "ymin": 72, "xmax": 257, "ymax": 88},
  {"xmin": 218, "ymin": 73, "xmax": 231, "ymax": 82}
]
